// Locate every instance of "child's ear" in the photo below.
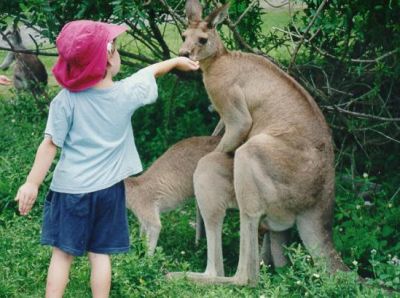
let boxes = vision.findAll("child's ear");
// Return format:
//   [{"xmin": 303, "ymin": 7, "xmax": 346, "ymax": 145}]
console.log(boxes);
[{"xmin": 106, "ymin": 54, "xmax": 113, "ymax": 67}]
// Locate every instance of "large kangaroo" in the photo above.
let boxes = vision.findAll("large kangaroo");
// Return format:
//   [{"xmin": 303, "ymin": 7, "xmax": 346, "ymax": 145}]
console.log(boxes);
[
  {"xmin": 0, "ymin": 25, "xmax": 48, "ymax": 95},
  {"xmin": 171, "ymin": 1, "xmax": 349, "ymax": 285}
]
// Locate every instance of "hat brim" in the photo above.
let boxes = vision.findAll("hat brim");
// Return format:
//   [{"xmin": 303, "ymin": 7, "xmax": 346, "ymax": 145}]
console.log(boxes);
[{"xmin": 103, "ymin": 23, "xmax": 128, "ymax": 41}]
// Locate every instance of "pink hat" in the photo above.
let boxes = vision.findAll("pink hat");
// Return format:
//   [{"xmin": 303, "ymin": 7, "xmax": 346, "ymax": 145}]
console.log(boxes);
[{"xmin": 52, "ymin": 20, "xmax": 127, "ymax": 92}]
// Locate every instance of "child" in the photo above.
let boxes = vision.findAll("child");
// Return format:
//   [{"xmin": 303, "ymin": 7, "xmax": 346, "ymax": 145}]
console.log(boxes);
[{"xmin": 14, "ymin": 20, "xmax": 199, "ymax": 297}]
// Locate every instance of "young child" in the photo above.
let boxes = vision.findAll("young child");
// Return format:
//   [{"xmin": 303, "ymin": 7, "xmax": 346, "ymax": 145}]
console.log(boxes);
[{"xmin": 14, "ymin": 20, "xmax": 199, "ymax": 297}]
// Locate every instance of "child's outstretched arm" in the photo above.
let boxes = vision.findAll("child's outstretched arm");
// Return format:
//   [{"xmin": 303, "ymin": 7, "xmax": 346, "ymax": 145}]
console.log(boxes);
[
  {"xmin": 144, "ymin": 57, "xmax": 199, "ymax": 77},
  {"xmin": 15, "ymin": 137, "xmax": 57, "ymax": 216}
]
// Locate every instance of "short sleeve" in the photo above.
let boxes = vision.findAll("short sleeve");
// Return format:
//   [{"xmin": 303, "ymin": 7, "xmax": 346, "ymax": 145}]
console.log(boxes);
[
  {"xmin": 44, "ymin": 90, "xmax": 73, "ymax": 148},
  {"xmin": 121, "ymin": 68, "xmax": 158, "ymax": 112}
]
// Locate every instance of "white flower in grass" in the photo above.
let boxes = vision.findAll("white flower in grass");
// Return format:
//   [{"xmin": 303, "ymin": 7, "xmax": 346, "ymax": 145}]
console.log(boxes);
[
  {"xmin": 388, "ymin": 203, "xmax": 393, "ymax": 208},
  {"xmin": 296, "ymin": 280, "xmax": 302, "ymax": 285},
  {"xmin": 356, "ymin": 205, "xmax": 361, "ymax": 210},
  {"xmin": 259, "ymin": 295, "xmax": 266, "ymax": 298},
  {"xmin": 371, "ymin": 249, "xmax": 377, "ymax": 255},
  {"xmin": 313, "ymin": 273, "xmax": 320, "ymax": 279},
  {"xmin": 392, "ymin": 256, "xmax": 400, "ymax": 266},
  {"xmin": 181, "ymin": 251, "xmax": 185, "ymax": 255},
  {"xmin": 352, "ymin": 260, "xmax": 358, "ymax": 266},
  {"xmin": 363, "ymin": 173, "xmax": 368, "ymax": 179}
]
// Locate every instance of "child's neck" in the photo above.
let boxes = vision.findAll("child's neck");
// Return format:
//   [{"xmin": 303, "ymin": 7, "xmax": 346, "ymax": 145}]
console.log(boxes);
[{"xmin": 93, "ymin": 72, "xmax": 113, "ymax": 89}]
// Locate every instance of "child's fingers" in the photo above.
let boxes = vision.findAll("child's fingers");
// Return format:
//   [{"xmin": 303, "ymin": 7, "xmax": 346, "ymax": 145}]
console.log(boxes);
[
  {"xmin": 19, "ymin": 193, "xmax": 33, "ymax": 215},
  {"xmin": 20, "ymin": 195, "xmax": 29, "ymax": 215},
  {"xmin": 188, "ymin": 60, "xmax": 199, "ymax": 70},
  {"xmin": 18, "ymin": 194, "xmax": 27, "ymax": 215}
]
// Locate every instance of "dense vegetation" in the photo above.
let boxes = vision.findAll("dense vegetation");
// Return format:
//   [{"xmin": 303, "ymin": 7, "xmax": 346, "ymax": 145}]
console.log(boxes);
[{"xmin": 0, "ymin": 0, "xmax": 399, "ymax": 297}]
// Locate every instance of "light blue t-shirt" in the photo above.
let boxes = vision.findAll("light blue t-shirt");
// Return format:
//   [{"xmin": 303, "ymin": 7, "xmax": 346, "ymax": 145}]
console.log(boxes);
[{"xmin": 44, "ymin": 69, "xmax": 158, "ymax": 194}]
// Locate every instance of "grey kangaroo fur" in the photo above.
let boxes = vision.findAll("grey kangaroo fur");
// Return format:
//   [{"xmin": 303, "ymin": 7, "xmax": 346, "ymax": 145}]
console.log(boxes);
[
  {"xmin": 125, "ymin": 136, "xmax": 221, "ymax": 254},
  {"xmin": 168, "ymin": 0, "xmax": 349, "ymax": 286},
  {"xmin": 0, "ymin": 25, "xmax": 47, "ymax": 95},
  {"xmin": 125, "ymin": 135, "xmax": 287, "ymax": 268}
]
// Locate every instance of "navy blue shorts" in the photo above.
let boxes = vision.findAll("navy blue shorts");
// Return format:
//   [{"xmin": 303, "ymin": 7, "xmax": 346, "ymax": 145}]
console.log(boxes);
[{"xmin": 41, "ymin": 180, "xmax": 130, "ymax": 256}]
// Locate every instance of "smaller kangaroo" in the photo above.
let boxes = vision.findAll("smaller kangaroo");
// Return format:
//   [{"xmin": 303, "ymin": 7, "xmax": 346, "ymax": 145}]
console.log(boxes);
[
  {"xmin": 0, "ymin": 25, "xmax": 48, "ymax": 95},
  {"xmin": 125, "ymin": 136, "xmax": 223, "ymax": 255}
]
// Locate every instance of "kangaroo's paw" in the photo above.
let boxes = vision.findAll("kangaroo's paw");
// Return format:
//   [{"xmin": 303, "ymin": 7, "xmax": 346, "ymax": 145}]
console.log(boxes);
[{"xmin": 166, "ymin": 271, "xmax": 255, "ymax": 286}]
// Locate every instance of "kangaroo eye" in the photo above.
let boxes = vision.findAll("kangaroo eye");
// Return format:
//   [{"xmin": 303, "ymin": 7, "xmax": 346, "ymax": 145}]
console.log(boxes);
[{"xmin": 199, "ymin": 37, "xmax": 208, "ymax": 45}]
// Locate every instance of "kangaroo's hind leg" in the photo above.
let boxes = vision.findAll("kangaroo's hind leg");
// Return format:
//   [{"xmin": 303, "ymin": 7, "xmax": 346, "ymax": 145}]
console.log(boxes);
[
  {"xmin": 231, "ymin": 134, "xmax": 296, "ymax": 286},
  {"xmin": 194, "ymin": 152, "xmax": 235, "ymax": 277},
  {"xmin": 167, "ymin": 152, "xmax": 235, "ymax": 282},
  {"xmin": 270, "ymin": 230, "xmax": 289, "ymax": 268},
  {"xmin": 259, "ymin": 222, "xmax": 289, "ymax": 268},
  {"xmin": 133, "ymin": 205, "xmax": 162, "ymax": 255}
]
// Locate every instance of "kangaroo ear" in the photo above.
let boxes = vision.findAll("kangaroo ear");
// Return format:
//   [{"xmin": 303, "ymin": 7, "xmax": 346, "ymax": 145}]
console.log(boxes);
[
  {"xmin": 205, "ymin": 3, "xmax": 230, "ymax": 28},
  {"xmin": 185, "ymin": 0, "xmax": 203, "ymax": 22}
]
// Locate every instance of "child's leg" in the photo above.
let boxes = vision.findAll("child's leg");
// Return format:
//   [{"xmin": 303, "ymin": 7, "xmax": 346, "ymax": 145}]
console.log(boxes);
[
  {"xmin": 46, "ymin": 247, "xmax": 74, "ymax": 298},
  {"xmin": 88, "ymin": 252, "xmax": 111, "ymax": 298}
]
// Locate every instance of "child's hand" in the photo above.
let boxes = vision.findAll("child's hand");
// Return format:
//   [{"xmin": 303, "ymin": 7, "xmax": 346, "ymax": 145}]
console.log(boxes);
[
  {"xmin": 175, "ymin": 57, "xmax": 200, "ymax": 72},
  {"xmin": 0, "ymin": 75, "xmax": 12, "ymax": 86},
  {"xmin": 15, "ymin": 182, "xmax": 39, "ymax": 216}
]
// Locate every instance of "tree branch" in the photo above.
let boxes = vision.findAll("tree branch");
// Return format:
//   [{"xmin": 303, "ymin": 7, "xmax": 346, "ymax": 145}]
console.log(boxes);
[
  {"xmin": 148, "ymin": 8, "xmax": 171, "ymax": 59},
  {"xmin": 288, "ymin": 0, "xmax": 329, "ymax": 71},
  {"xmin": 324, "ymin": 106, "xmax": 400, "ymax": 122},
  {"xmin": 0, "ymin": 46, "xmax": 58, "ymax": 56}
]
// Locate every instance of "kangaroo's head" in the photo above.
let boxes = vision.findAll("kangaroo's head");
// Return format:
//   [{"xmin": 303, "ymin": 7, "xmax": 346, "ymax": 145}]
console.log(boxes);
[
  {"xmin": 179, "ymin": 0, "xmax": 229, "ymax": 61},
  {"xmin": 3, "ymin": 25, "xmax": 22, "ymax": 47}
]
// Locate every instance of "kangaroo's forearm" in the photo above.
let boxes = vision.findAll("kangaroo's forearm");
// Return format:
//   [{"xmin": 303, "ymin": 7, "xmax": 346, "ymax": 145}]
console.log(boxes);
[
  {"xmin": 0, "ymin": 52, "xmax": 15, "ymax": 70},
  {"xmin": 213, "ymin": 86, "xmax": 252, "ymax": 153},
  {"xmin": 215, "ymin": 118, "xmax": 252, "ymax": 153}
]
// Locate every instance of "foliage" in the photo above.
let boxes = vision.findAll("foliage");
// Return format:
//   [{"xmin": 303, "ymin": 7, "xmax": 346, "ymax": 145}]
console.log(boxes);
[{"xmin": 286, "ymin": 0, "xmax": 400, "ymax": 176}]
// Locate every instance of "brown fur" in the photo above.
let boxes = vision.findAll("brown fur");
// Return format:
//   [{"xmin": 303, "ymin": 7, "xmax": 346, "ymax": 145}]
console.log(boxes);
[
  {"xmin": 169, "ymin": 1, "xmax": 348, "ymax": 285},
  {"xmin": 0, "ymin": 26, "xmax": 48, "ymax": 95},
  {"xmin": 125, "ymin": 136, "xmax": 221, "ymax": 254}
]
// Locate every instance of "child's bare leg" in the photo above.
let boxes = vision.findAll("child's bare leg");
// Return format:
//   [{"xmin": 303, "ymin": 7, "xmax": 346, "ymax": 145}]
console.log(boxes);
[
  {"xmin": 46, "ymin": 247, "xmax": 74, "ymax": 298},
  {"xmin": 88, "ymin": 252, "xmax": 111, "ymax": 298}
]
